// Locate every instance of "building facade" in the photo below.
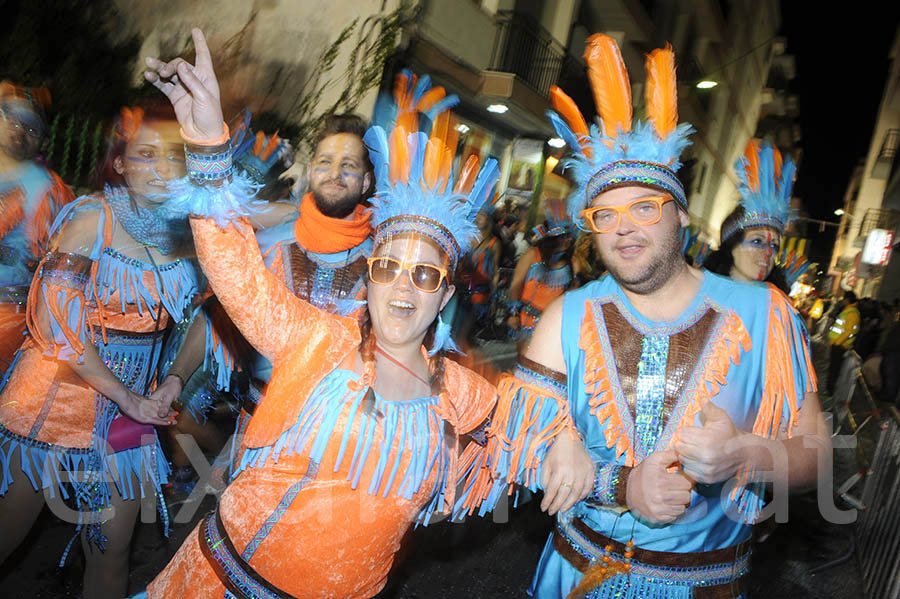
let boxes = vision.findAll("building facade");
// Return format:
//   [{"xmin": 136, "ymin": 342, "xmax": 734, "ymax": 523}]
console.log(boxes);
[{"xmin": 828, "ymin": 26, "xmax": 900, "ymax": 299}]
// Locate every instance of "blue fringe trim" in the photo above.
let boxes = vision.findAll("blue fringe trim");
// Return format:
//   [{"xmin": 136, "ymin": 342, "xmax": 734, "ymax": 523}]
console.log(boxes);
[
  {"xmin": 204, "ymin": 307, "xmax": 234, "ymax": 392},
  {"xmin": 235, "ymin": 370, "xmax": 451, "ymax": 525},
  {"xmin": 0, "ymin": 423, "xmax": 171, "ymax": 565},
  {"xmin": 583, "ymin": 573, "xmax": 694, "ymax": 599}
]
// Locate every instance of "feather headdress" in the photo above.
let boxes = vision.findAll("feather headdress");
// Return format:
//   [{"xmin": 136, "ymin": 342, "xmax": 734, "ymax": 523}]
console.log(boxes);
[
  {"xmin": 229, "ymin": 109, "xmax": 292, "ymax": 184},
  {"xmin": 532, "ymin": 196, "xmax": 574, "ymax": 241},
  {"xmin": 364, "ymin": 70, "xmax": 500, "ymax": 268},
  {"xmin": 547, "ymin": 35, "xmax": 694, "ymax": 226},
  {"xmin": 721, "ymin": 139, "xmax": 795, "ymax": 243}
]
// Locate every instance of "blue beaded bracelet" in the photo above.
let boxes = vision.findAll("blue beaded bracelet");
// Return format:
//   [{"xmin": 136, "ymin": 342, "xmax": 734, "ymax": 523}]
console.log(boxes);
[{"xmin": 185, "ymin": 145, "xmax": 233, "ymax": 182}]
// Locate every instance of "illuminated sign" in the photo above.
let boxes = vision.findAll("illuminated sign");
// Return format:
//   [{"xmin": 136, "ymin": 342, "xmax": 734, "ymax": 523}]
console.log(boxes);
[{"xmin": 861, "ymin": 229, "xmax": 894, "ymax": 265}]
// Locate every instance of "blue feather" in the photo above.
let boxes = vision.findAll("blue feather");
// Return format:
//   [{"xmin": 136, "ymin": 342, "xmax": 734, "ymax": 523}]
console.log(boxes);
[
  {"xmin": 412, "ymin": 73, "xmax": 432, "ymax": 105},
  {"xmin": 425, "ymin": 95, "xmax": 460, "ymax": 122},
  {"xmin": 428, "ymin": 312, "xmax": 463, "ymax": 356},
  {"xmin": 363, "ymin": 126, "xmax": 391, "ymax": 191},
  {"xmin": 408, "ymin": 131, "xmax": 428, "ymax": 184},
  {"xmin": 546, "ymin": 111, "xmax": 582, "ymax": 154}
]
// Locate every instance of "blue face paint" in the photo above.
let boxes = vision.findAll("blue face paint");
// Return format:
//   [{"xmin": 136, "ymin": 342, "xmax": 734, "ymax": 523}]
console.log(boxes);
[{"xmin": 550, "ymin": 251, "xmax": 568, "ymax": 263}]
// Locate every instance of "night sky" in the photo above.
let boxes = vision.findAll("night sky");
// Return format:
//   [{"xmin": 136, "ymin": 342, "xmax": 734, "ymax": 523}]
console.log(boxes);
[{"xmin": 781, "ymin": 5, "xmax": 900, "ymax": 266}]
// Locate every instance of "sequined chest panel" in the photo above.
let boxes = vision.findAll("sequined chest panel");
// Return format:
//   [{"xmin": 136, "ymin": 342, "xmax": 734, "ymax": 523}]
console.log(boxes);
[
  {"xmin": 585, "ymin": 298, "xmax": 722, "ymax": 462},
  {"xmin": 281, "ymin": 243, "xmax": 367, "ymax": 312}
]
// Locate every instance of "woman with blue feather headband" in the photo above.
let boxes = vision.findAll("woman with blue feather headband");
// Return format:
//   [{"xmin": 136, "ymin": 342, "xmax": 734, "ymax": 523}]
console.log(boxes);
[
  {"xmin": 704, "ymin": 139, "xmax": 810, "ymax": 294},
  {"xmin": 137, "ymin": 30, "xmax": 497, "ymax": 599}
]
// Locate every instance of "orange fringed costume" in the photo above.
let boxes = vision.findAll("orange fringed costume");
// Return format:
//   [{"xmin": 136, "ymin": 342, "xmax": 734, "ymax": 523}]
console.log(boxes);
[
  {"xmin": 0, "ymin": 194, "xmax": 209, "ymax": 550},
  {"xmin": 0, "ymin": 164, "xmax": 74, "ymax": 372},
  {"xmin": 513, "ymin": 247, "xmax": 574, "ymax": 339},
  {"xmin": 147, "ymin": 218, "xmax": 496, "ymax": 598}
]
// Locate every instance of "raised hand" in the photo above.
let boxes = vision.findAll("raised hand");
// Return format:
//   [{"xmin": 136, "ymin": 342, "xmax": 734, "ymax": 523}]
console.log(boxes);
[
  {"xmin": 675, "ymin": 402, "xmax": 746, "ymax": 484},
  {"xmin": 540, "ymin": 430, "xmax": 594, "ymax": 516},
  {"xmin": 144, "ymin": 28, "xmax": 224, "ymax": 142},
  {"xmin": 625, "ymin": 448, "xmax": 692, "ymax": 524}
]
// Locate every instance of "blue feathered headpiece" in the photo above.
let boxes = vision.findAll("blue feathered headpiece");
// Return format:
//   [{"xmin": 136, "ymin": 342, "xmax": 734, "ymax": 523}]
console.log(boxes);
[
  {"xmin": 532, "ymin": 197, "xmax": 575, "ymax": 241},
  {"xmin": 229, "ymin": 109, "xmax": 292, "ymax": 184},
  {"xmin": 364, "ymin": 70, "xmax": 500, "ymax": 269},
  {"xmin": 721, "ymin": 139, "xmax": 796, "ymax": 243},
  {"xmin": 547, "ymin": 35, "xmax": 693, "ymax": 227}
]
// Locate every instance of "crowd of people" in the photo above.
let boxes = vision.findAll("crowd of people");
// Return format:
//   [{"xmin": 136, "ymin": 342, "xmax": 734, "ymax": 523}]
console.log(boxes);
[{"xmin": 0, "ymin": 28, "xmax": 843, "ymax": 599}]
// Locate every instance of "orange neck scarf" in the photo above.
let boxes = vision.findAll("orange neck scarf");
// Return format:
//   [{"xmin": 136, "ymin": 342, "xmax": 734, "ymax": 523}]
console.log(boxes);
[{"xmin": 293, "ymin": 193, "xmax": 372, "ymax": 254}]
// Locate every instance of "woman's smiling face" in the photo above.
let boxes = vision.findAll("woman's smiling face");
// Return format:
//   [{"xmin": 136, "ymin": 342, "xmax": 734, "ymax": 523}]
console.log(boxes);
[
  {"xmin": 731, "ymin": 226, "xmax": 781, "ymax": 282},
  {"xmin": 367, "ymin": 234, "xmax": 455, "ymax": 352},
  {"xmin": 114, "ymin": 120, "xmax": 185, "ymax": 202}
]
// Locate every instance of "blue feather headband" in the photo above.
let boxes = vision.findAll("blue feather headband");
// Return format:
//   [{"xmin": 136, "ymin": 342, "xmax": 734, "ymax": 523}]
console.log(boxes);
[
  {"xmin": 722, "ymin": 140, "xmax": 795, "ymax": 243},
  {"xmin": 363, "ymin": 72, "xmax": 500, "ymax": 268},
  {"xmin": 550, "ymin": 116, "xmax": 694, "ymax": 225},
  {"xmin": 545, "ymin": 35, "xmax": 694, "ymax": 228}
]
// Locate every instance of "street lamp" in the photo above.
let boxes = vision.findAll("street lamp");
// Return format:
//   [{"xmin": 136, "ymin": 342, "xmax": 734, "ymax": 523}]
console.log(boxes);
[
  {"xmin": 696, "ymin": 80, "xmax": 718, "ymax": 89},
  {"xmin": 834, "ymin": 208, "xmax": 845, "ymax": 216}
]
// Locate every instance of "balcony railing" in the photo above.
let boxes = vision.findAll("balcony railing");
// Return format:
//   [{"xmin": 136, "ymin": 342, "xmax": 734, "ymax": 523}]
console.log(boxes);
[
  {"xmin": 489, "ymin": 11, "xmax": 574, "ymax": 97},
  {"xmin": 872, "ymin": 128, "xmax": 900, "ymax": 179},
  {"xmin": 854, "ymin": 208, "xmax": 900, "ymax": 246}
]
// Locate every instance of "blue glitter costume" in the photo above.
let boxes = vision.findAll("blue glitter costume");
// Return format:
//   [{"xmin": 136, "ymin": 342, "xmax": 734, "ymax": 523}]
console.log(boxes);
[{"xmin": 461, "ymin": 272, "xmax": 816, "ymax": 598}]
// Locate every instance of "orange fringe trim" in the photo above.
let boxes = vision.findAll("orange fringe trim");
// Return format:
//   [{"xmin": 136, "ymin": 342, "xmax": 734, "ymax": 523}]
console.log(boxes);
[
  {"xmin": 459, "ymin": 373, "xmax": 572, "ymax": 512},
  {"xmin": 579, "ymin": 302, "xmax": 634, "ymax": 466},
  {"xmin": 668, "ymin": 310, "xmax": 751, "ymax": 447},
  {"xmin": 26, "ymin": 172, "xmax": 75, "ymax": 260},
  {"xmin": 727, "ymin": 288, "xmax": 814, "ymax": 508},
  {"xmin": 0, "ymin": 190, "xmax": 25, "ymax": 241},
  {"xmin": 496, "ymin": 374, "xmax": 573, "ymax": 489},
  {"xmin": 755, "ymin": 286, "xmax": 815, "ymax": 439},
  {"xmin": 26, "ymin": 199, "xmax": 113, "ymax": 356}
]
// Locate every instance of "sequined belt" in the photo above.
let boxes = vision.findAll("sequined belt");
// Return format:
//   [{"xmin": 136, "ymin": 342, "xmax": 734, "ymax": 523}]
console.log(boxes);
[
  {"xmin": 0, "ymin": 285, "xmax": 28, "ymax": 310},
  {"xmin": 93, "ymin": 326, "xmax": 167, "ymax": 346},
  {"xmin": 554, "ymin": 518, "xmax": 750, "ymax": 599},
  {"xmin": 199, "ymin": 506, "xmax": 297, "ymax": 599}
]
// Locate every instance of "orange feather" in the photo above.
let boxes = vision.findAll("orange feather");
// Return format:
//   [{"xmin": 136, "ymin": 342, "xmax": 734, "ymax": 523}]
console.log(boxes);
[
  {"xmin": 259, "ymin": 133, "xmax": 281, "ymax": 161},
  {"xmin": 644, "ymin": 44, "xmax": 678, "ymax": 140},
  {"xmin": 454, "ymin": 154, "xmax": 480, "ymax": 194},
  {"xmin": 423, "ymin": 111, "xmax": 450, "ymax": 189},
  {"xmin": 416, "ymin": 87, "xmax": 446, "ymax": 115},
  {"xmin": 252, "ymin": 131, "xmax": 265, "ymax": 156},
  {"xmin": 389, "ymin": 126, "xmax": 410, "ymax": 184},
  {"xmin": 549, "ymin": 85, "xmax": 593, "ymax": 159},
  {"xmin": 435, "ymin": 115, "xmax": 459, "ymax": 194},
  {"xmin": 423, "ymin": 138, "xmax": 442, "ymax": 190},
  {"xmin": 743, "ymin": 139, "xmax": 760, "ymax": 192},
  {"xmin": 393, "ymin": 71, "xmax": 411, "ymax": 108},
  {"xmin": 583, "ymin": 34, "xmax": 632, "ymax": 138}
]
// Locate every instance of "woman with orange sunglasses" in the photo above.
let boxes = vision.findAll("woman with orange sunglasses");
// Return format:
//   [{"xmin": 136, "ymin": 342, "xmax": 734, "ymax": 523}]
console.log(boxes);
[{"xmin": 135, "ymin": 30, "xmax": 499, "ymax": 599}]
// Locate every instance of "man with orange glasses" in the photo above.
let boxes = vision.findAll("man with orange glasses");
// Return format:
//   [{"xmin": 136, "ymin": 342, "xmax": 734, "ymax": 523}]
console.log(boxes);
[{"xmin": 460, "ymin": 35, "xmax": 829, "ymax": 599}]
